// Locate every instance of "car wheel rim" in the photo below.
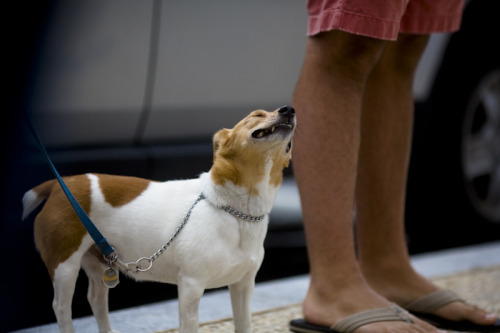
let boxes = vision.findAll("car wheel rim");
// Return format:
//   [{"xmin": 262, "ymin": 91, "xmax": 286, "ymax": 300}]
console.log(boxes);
[{"xmin": 461, "ymin": 69, "xmax": 500, "ymax": 223}]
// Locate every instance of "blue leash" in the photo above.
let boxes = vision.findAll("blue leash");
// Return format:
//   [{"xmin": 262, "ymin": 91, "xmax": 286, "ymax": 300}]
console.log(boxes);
[{"xmin": 25, "ymin": 114, "xmax": 115, "ymax": 258}]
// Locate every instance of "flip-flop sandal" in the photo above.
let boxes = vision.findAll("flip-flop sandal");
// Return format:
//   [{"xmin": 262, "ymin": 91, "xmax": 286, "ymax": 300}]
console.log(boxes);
[
  {"xmin": 404, "ymin": 289, "xmax": 500, "ymax": 332},
  {"xmin": 289, "ymin": 303, "xmax": 414, "ymax": 333}
]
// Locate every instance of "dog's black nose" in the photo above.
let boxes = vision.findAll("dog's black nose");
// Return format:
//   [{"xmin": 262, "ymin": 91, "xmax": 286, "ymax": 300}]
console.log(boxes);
[{"xmin": 278, "ymin": 105, "xmax": 295, "ymax": 116}]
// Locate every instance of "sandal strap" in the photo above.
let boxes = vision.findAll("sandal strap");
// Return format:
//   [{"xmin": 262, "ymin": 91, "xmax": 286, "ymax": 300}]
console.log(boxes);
[
  {"xmin": 404, "ymin": 289, "xmax": 464, "ymax": 313},
  {"xmin": 331, "ymin": 303, "xmax": 414, "ymax": 333}
]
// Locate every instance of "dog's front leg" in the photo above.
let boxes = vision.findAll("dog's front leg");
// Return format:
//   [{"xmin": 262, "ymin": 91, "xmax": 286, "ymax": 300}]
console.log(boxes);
[
  {"xmin": 229, "ymin": 275, "xmax": 255, "ymax": 333},
  {"xmin": 177, "ymin": 277, "xmax": 205, "ymax": 333}
]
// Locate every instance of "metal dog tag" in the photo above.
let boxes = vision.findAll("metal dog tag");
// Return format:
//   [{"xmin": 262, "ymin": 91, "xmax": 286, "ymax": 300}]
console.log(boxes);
[{"xmin": 103, "ymin": 268, "xmax": 119, "ymax": 288}]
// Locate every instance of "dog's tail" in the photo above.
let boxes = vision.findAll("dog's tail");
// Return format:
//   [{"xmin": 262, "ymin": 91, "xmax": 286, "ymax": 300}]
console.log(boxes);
[{"xmin": 22, "ymin": 180, "xmax": 57, "ymax": 220}]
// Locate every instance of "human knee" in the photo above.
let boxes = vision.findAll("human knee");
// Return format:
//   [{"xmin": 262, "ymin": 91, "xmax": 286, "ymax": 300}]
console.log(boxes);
[
  {"xmin": 381, "ymin": 34, "xmax": 430, "ymax": 78},
  {"xmin": 310, "ymin": 30, "xmax": 387, "ymax": 80}
]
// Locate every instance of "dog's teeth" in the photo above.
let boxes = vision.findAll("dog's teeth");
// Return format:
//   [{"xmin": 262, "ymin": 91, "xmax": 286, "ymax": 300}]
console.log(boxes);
[
  {"xmin": 257, "ymin": 131, "xmax": 264, "ymax": 138},
  {"xmin": 271, "ymin": 126, "xmax": 276, "ymax": 132}
]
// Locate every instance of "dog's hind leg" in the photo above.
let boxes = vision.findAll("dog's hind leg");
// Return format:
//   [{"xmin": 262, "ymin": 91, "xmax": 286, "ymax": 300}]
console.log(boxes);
[
  {"xmin": 177, "ymin": 277, "xmax": 205, "ymax": 333},
  {"xmin": 52, "ymin": 253, "xmax": 85, "ymax": 333},
  {"xmin": 81, "ymin": 250, "xmax": 119, "ymax": 333},
  {"xmin": 229, "ymin": 274, "xmax": 255, "ymax": 333}
]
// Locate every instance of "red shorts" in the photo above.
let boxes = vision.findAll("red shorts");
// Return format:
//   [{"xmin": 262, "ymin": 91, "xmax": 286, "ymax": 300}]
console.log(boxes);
[{"xmin": 307, "ymin": 0, "xmax": 465, "ymax": 40}]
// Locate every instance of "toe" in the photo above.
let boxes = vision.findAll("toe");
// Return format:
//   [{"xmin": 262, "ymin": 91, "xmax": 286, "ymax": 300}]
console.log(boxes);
[
  {"xmin": 465, "ymin": 305, "xmax": 499, "ymax": 325},
  {"xmin": 437, "ymin": 301, "xmax": 499, "ymax": 325}
]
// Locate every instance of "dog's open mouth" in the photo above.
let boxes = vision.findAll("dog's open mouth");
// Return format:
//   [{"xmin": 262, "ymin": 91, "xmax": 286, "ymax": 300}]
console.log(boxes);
[{"xmin": 252, "ymin": 121, "xmax": 294, "ymax": 139}]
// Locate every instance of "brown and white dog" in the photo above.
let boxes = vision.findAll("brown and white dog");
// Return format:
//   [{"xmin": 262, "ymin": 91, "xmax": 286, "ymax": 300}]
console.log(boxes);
[{"xmin": 22, "ymin": 106, "xmax": 295, "ymax": 333}]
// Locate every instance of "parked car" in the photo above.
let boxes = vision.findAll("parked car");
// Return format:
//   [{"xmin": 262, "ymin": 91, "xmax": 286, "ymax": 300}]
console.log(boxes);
[
  {"xmin": 3, "ymin": 0, "xmax": 498, "ymax": 331},
  {"xmin": 404, "ymin": 0, "xmax": 500, "ymax": 251}
]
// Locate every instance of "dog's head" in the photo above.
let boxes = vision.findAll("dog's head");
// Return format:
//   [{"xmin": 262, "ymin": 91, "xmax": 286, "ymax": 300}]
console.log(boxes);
[{"xmin": 211, "ymin": 106, "xmax": 296, "ymax": 194}]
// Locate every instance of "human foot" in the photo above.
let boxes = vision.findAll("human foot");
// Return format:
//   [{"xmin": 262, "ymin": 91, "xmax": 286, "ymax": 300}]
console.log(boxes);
[
  {"xmin": 404, "ymin": 290, "xmax": 500, "ymax": 332},
  {"xmin": 362, "ymin": 264, "xmax": 500, "ymax": 331},
  {"xmin": 293, "ymin": 278, "xmax": 444, "ymax": 332},
  {"xmin": 290, "ymin": 303, "xmax": 444, "ymax": 333}
]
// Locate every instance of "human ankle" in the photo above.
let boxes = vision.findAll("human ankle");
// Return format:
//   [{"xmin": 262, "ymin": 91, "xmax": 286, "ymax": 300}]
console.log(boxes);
[
  {"xmin": 310, "ymin": 266, "xmax": 367, "ymax": 295},
  {"xmin": 361, "ymin": 260, "xmax": 439, "ymax": 305},
  {"xmin": 360, "ymin": 250, "xmax": 413, "ymax": 279}
]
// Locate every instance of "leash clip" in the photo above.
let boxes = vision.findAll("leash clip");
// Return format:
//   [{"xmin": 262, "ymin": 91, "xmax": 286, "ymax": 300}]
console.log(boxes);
[{"xmin": 105, "ymin": 252, "xmax": 118, "ymax": 264}]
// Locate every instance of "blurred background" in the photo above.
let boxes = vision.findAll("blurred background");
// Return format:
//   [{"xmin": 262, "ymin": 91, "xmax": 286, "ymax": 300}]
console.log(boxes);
[{"xmin": 2, "ymin": 1, "xmax": 499, "ymax": 331}]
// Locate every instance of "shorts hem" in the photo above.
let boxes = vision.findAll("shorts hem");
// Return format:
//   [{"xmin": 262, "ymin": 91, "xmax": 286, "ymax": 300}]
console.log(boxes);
[
  {"xmin": 308, "ymin": 3, "xmax": 464, "ymax": 40},
  {"xmin": 308, "ymin": 9, "xmax": 401, "ymax": 40},
  {"xmin": 399, "ymin": 14, "xmax": 463, "ymax": 35}
]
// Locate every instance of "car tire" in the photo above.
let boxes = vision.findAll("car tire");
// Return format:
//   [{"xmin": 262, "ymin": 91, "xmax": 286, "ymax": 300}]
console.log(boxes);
[{"xmin": 461, "ymin": 69, "xmax": 500, "ymax": 223}]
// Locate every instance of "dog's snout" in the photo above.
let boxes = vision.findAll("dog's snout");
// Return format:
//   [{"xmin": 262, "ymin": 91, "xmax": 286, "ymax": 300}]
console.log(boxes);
[{"xmin": 278, "ymin": 105, "xmax": 295, "ymax": 116}]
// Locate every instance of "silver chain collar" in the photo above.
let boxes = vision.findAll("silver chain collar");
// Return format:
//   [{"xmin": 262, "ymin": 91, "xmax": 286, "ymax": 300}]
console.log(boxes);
[
  {"xmin": 219, "ymin": 203, "xmax": 267, "ymax": 222},
  {"xmin": 114, "ymin": 193, "xmax": 266, "ymax": 273},
  {"xmin": 203, "ymin": 193, "xmax": 267, "ymax": 222}
]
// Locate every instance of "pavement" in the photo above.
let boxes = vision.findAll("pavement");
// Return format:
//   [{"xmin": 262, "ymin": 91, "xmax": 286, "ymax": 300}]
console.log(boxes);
[{"xmin": 11, "ymin": 240, "xmax": 500, "ymax": 333}]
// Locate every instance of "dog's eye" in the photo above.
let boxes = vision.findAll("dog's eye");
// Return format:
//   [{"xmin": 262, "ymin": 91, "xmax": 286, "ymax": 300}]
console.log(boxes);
[{"xmin": 254, "ymin": 113, "xmax": 265, "ymax": 118}]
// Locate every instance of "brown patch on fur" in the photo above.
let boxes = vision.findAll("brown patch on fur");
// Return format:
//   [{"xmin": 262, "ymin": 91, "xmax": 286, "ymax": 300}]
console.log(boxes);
[
  {"xmin": 212, "ymin": 128, "xmax": 266, "ymax": 195},
  {"xmin": 33, "ymin": 175, "xmax": 91, "ymax": 280},
  {"xmin": 87, "ymin": 244, "xmax": 106, "ymax": 262},
  {"xmin": 211, "ymin": 109, "xmax": 293, "ymax": 194},
  {"xmin": 96, "ymin": 174, "xmax": 151, "ymax": 207}
]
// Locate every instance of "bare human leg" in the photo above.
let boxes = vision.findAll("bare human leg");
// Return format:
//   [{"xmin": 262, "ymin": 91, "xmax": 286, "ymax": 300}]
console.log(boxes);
[
  {"xmin": 292, "ymin": 30, "xmax": 440, "ymax": 332},
  {"xmin": 357, "ymin": 33, "xmax": 499, "ymax": 328}
]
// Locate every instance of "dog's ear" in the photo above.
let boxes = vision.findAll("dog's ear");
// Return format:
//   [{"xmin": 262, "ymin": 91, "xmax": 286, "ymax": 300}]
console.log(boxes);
[{"xmin": 213, "ymin": 128, "xmax": 231, "ymax": 155}]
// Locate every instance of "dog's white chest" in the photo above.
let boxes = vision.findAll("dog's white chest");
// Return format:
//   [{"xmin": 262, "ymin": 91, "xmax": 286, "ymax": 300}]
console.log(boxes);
[{"xmin": 87, "ymin": 175, "xmax": 268, "ymax": 288}]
